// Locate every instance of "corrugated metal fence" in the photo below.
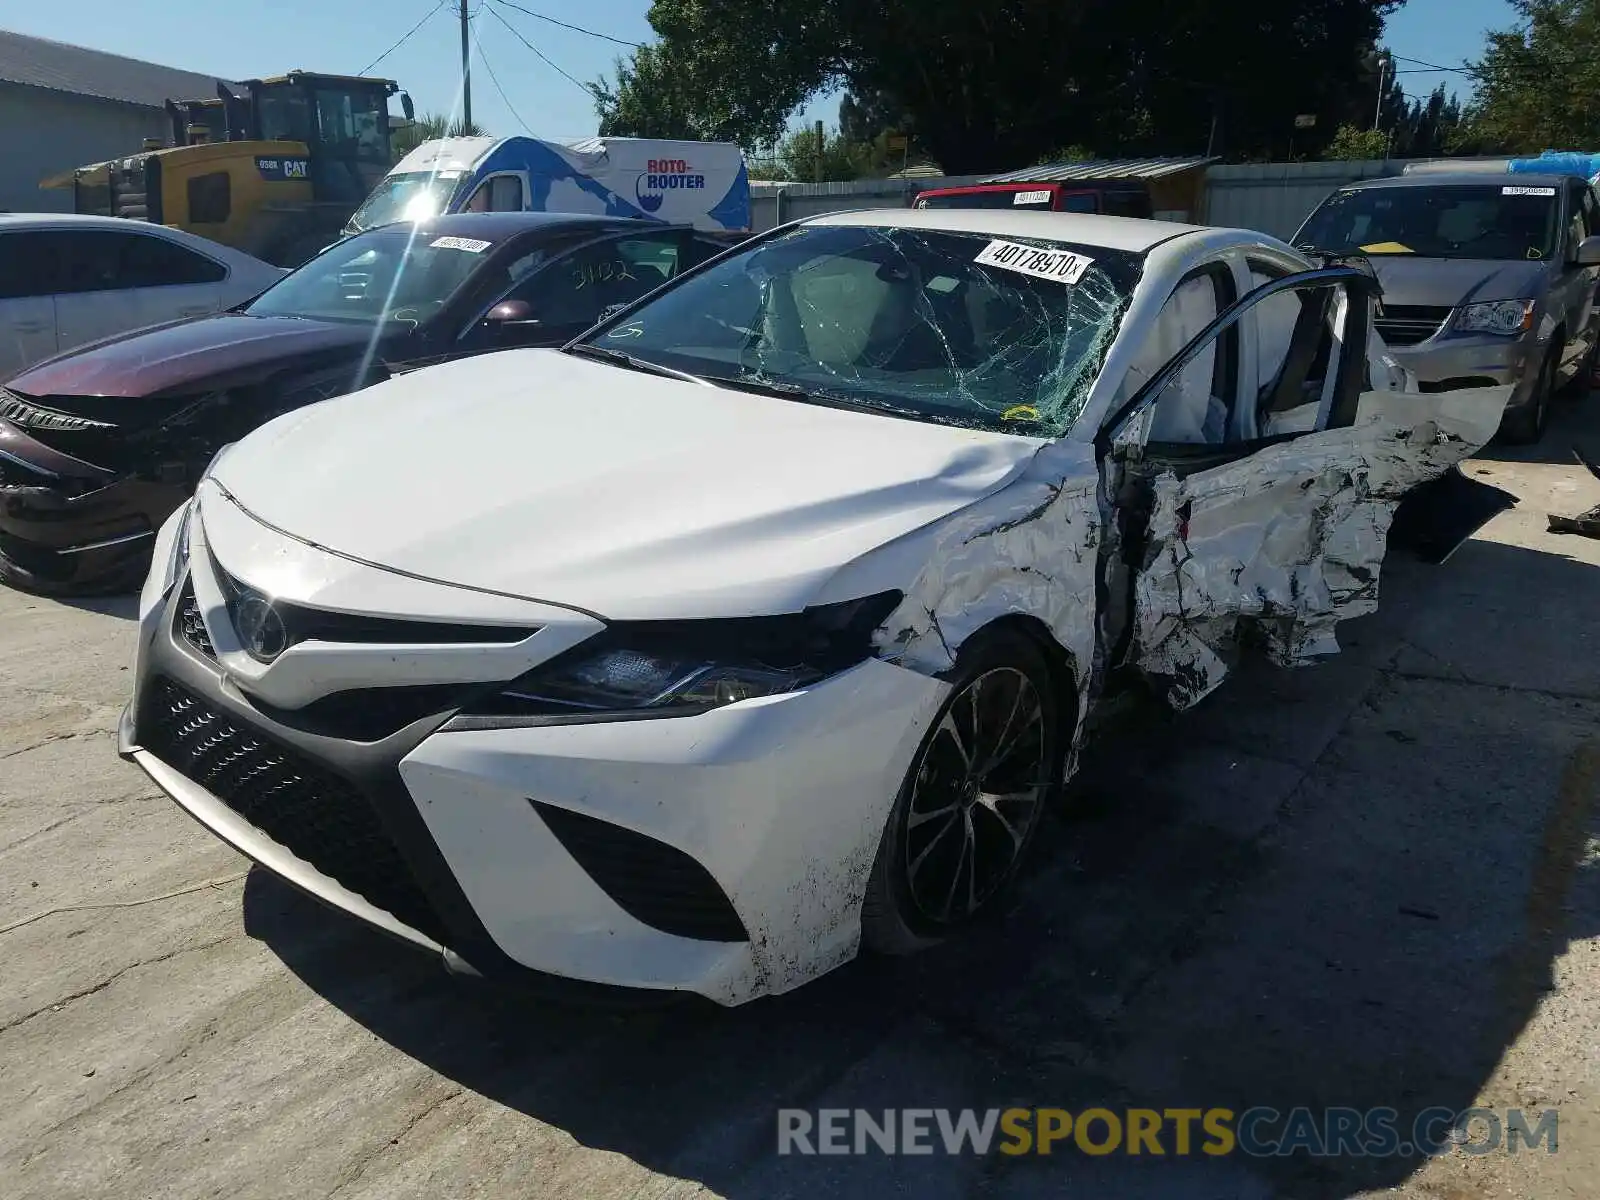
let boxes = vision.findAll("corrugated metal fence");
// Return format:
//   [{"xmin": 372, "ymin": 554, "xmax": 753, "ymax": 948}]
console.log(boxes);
[
  {"xmin": 750, "ymin": 175, "xmax": 988, "ymax": 231},
  {"xmin": 751, "ymin": 158, "xmax": 1463, "ymax": 240},
  {"xmin": 1200, "ymin": 159, "xmax": 1406, "ymax": 240}
]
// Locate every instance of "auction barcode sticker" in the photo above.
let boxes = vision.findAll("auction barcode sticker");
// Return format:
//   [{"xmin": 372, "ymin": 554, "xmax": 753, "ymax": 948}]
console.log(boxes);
[
  {"xmin": 430, "ymin": 236, "xmax": 492, "ymax": 253},
  {"xmin": 1503, "ymin": 186, "xmax": 1557, "ymax": 196},
  {"xmin": 974, "ymin": 239, "xmax": 1094, "ymax": 285},
  {"xmin": 1012, "ymin": 189, "xmax": 1054, "ymax": 206}
]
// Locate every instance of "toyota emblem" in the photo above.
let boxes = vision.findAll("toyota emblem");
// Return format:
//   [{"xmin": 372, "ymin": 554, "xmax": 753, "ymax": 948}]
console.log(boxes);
[{"xmin": 233, "ymin": 591, "xmax": 289, "ymax": 662}]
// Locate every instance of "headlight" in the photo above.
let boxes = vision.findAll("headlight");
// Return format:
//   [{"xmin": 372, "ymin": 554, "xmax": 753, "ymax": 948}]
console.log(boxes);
[
  {"xmin": 160, "ymin": 501, "xmax": 194, "ymax": 594},
  {"xmin": 1454, "ymin": 299, "xmax": 1535, "ymax": 336},
  {"xmin": 472, "ymin": 591, "xmax": 903, "ymax": 720}
]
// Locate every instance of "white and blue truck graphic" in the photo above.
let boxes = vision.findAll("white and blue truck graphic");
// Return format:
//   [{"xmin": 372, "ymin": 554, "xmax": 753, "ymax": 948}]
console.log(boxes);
[{"xmin": 344, "ymin": 135, "xmax": 750, "ymax": 236}]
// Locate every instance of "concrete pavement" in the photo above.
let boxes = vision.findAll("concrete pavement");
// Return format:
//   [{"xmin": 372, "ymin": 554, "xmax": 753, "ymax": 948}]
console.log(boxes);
[{"xmin": 3, "ymin": 399, "xmax": 1599, "ymax": 1199}]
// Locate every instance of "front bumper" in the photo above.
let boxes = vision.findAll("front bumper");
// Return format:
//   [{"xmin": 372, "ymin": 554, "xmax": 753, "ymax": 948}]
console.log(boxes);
[
  {"xmin": 1383, "ymin": 335, "xmax": 1536, "ymax": 407},
  {"xmin": 122, "ymin": 497, "xmax": 948, "ymax": 1005},
  {"xmin": 0, "ymin": 422, "xmax": 177, "ymax": 591}
]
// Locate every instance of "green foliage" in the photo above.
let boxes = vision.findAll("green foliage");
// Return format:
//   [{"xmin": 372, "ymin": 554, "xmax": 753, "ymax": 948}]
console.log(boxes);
[
  {"xmin": 392, "ymin": 112, "xmax": 485, "ymax": 158},
  {"xmin": 1033, "ymin": 144, "xmax": 1096, "ymax": 167},
  {"xmin": 1324, "ymin": 124, "xmax": 1390, "ymax": 160},
  {"xmin": 593, "ymin": 0, "xmax": 1401, "ymax": 172},
  {"xmin": 1461, "ymin": 0, "xmax": 1600, "ymax": 152}
]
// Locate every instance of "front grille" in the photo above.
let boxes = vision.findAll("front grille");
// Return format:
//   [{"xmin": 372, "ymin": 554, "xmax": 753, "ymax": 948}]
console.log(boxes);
[
  {"xmin": 252, "ymin": 684, "xmax": 475, "ymax": 743},
  {"xmin": 532, "ymin": 801, "xmax": 748, "ymax": 942},
  {"xmin": 212, "ymin": 552, "xmax": 538, "ymax": 653},
  {"xmin": 141, "ymin": 676, "xmax": 448, "ymax": 944},
  {"xmin": 1375, "ymin": 304, "xmax": 1453, "ymax": 346},
  {"xmin": 176, "ymin": 582, "xmax": 215, "ymax": 659}
]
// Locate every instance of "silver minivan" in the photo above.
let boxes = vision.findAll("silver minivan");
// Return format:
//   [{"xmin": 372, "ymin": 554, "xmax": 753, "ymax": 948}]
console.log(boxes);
[{"xmin": 1294, "ymin": 172, "xmax": 1600, "ymax": 442}]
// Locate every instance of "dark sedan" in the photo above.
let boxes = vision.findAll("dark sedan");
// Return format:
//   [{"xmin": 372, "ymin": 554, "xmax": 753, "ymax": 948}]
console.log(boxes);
[{"xmin": 0, "ymin": 212, "xmax": 730, "ymax": 593}]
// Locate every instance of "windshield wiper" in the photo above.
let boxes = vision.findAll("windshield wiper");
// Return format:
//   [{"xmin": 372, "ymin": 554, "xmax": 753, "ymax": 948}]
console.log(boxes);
[
  {"xmin": 703, "ymin": 373, "xmax": 925, "ymax": 421},
  {"xmin": 564, "ymin": 343, "xmax": 713, "ymax": 386}
]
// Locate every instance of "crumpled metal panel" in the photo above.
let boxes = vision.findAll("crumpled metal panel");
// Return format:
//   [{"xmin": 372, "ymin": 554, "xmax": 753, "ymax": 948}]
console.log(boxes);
[
  {"xmin": 1130, "ymin": 384, "xmax": 1512, "ymax": 709},
  {"xmin": 874, "ymin": 444, "xmax": 1103, "ymax": 745}
]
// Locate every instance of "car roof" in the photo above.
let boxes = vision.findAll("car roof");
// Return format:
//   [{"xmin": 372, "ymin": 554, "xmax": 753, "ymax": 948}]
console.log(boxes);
[
  {"xmin": 804, "ymin": 206, "xmax": 1207, "ymax": 253},
  {"xmin": 0, "ymin": 212, "xmax": 207, "ymax": 232},
  {"xmin": 362, "ymin": 211, "xmax": 661, "ymax": 240},
  {"xmin": 1342, "ymin": 172, "xmax": 1576, "ymax": 191}
]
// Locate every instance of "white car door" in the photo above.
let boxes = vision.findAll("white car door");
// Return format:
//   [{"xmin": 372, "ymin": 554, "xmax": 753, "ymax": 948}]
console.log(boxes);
[
  {"xmin": 53, "ymin": 229, "xmax": 229, "ymax": 353},
  {"xmin": 0, "ymin": 231, "xmax": 60, "ymax": 378},
  {"xmin": 1098, "ymin": 265, "xmax": 1512, "ymax": 710}
]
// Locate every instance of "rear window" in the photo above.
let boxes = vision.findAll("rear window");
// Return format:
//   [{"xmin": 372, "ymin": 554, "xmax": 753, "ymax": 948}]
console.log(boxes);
[{"xmin": 916, "ymin": 188, "xmax": 1058, "ymax": 211}]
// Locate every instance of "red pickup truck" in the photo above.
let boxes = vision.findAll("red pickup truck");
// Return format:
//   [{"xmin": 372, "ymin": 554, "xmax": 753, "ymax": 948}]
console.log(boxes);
[{"xmin": 912, "ymin": 180, "xmax": 1153, "ymax": 217}]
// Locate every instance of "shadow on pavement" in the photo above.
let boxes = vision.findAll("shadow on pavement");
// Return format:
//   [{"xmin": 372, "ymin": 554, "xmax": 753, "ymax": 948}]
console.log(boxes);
[
  {"xmin": 1475, "ymin": 385, "xmax": 1600, "ymax": 467},
  {"xmin": 57, "ymin": 592, "xmax": 139, "ymax": 622},
  {"xmin": 243, "ymin": 537, "xmax": 1600, "ymax": 1200}
]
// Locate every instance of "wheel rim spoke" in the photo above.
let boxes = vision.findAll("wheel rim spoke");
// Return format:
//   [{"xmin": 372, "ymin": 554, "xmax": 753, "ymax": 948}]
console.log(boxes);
[{"xmin": 903, "ymin": 666, "xmax": 1052, "ymax": 924}]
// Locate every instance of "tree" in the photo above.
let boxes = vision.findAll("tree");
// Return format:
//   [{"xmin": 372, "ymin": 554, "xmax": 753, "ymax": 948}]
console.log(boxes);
[
  {"xmin": 1325, "ymin": 124, "xmax": 1390, "ymax": 159},
  {"xmin": 392, "ymin": 112, "xmax": 485, "ymax": 158},
  {"xmin": 1460, "ymin": 0, "xmax": 1600, "ymax": 151},
  {"xmin": 594, "ymin": 0, "xmax": 1403, "ymax": 172}
]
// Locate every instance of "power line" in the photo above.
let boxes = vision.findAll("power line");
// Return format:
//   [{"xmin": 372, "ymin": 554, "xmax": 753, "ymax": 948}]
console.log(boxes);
[
  {"xmin": 485, "ymin": 1, "xmax": 596, "ymax": 95},
  {"xmin": 1390, "ymin": 54, "xmax": 1478, "ymax": 75},
  {"xmin": 473, "ymin": 27, "xmax": 533, "ymax": 132},
  {"xmin": 361, "ymin": 0, "xmax": 448, "ymax": 75},
  {"xmin": 489, "ymin": 0, "xmax": 642, "ymax": 48}
]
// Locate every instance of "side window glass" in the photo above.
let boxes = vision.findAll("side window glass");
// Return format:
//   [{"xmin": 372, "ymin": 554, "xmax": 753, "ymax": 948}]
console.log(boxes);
[
  {"xmin": 508, "ymin": 236, "xmax": 678, "ymax": 328},
  {"xmin": 488, "ymin": 175, "xmax": 523, "ymax": 211},
  {"xmin": 0, "ymin": 233, "xmax": 63, "ymax": 299},
  {"xmin": 1568, "ymin": 183, "xmax": 1587, "ymax": 255},
  {"xmin": 1059, "ymin": 193, "xmax": 1098, "ymax": 214},
  {"xmin": 1122, "ymin": 267, "xmax": 1235, "ymax": 444},
  {"xmin": 118, "ymin": 234, "xmax": 228, "ymax": 287},
  {"xmin": 58, "ymin": 232, "xmax": 126, "ymax": 293}
]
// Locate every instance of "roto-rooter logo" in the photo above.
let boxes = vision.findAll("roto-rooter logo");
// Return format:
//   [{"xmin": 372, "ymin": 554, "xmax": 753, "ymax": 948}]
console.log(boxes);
[{"xmin": 635, "ymin": 158, "xmax": 707, "ymax": 212}]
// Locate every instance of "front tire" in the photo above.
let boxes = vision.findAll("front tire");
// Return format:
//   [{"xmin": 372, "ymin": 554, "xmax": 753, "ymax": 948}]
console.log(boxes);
[
  {"xmin": 861, "ymin": 629, "xmax": 1066, "ymax": 956},
  {"xmin": 1502, "ymin": 347, "xmax": 1557, "ymax": 445}
]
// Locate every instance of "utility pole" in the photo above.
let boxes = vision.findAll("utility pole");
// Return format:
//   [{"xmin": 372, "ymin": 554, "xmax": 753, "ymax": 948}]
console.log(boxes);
[
  {"xmin": 814, "ymin": 119, "xmax": 824, "ymax": 183},
  {"xmin": 1371, "ymin": 50, "xmax": 1389, "ymax": 131},
  {"xmin": 460, "ymin": 0, "xmax": 473, "ymax": 131}
]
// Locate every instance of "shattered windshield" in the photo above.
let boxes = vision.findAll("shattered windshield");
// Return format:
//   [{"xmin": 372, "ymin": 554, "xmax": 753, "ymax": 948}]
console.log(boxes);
[
  {"xmin": 580, "ymin": 224, "xmax": 1142, "ymax": 435},
  {"xmin": 1298, "ymin": 185, "xmax": 1561, "ymax": 261}
]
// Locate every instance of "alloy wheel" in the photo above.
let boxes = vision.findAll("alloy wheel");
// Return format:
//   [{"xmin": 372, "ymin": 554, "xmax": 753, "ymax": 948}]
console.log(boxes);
[{"xmin": 902, "ymin": 667, "xmax": 1049, "ymax": 924}]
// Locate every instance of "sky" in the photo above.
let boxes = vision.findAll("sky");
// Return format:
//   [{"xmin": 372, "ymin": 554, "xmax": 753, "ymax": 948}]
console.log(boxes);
[{"xmin": 2, "ymin": 0, "xmax": 1518, "ymax": 148}]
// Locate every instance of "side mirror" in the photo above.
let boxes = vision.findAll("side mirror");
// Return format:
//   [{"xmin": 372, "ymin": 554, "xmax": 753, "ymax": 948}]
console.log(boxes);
[
  {"xmin": 484, "ymin": 299, "xmax": 539, "ymax": 328},
  {"xmin": 1576, "ymin": 235, "xmax": 1600, "ymax": 267},
  {"xmin": 400, "ymin": 91, "xmax": 415, "ymax": 122}
]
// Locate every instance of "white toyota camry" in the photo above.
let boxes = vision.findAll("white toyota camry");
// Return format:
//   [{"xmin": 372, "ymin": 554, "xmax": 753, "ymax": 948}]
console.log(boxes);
[{"xmin": 121, "ymin": 209, "xmax": 1509, "ymax": 1005}]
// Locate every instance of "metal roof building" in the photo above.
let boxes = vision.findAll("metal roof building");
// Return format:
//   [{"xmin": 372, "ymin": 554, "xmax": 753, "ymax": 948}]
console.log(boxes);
[
  {"xmin": 0, "ymin": 30, "xmax": 227, "ymax": 213},
  {"xmin": 984, "ymin": 156, "xmax": 1219, "ymax": 183}
]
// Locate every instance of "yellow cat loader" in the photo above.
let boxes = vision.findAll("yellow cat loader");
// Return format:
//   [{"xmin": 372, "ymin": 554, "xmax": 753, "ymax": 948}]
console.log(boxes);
[{"xmin": 42, "ymin": 71, "xmax": 414, "ymax": 268}]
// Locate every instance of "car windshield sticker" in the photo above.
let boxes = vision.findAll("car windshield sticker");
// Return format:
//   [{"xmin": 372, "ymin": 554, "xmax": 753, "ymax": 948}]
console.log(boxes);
[
  {"xmin": 973, "ymin": 239, "xmax": 1094, "ymax": 285},
  {"xmin": 438, "ymin": 170, "xmax": 464, "ymax": 178},
  {"xmin": 1013, "ymin": 189, "xmax": 1053, "ymax": 206},
  {"xmin": 430, "ymin": 236, "xmax": 492, "ymax": 253},
  {"xmin": 1503, "ymin": 186, "xmax": 1557, "ymax": 196}
]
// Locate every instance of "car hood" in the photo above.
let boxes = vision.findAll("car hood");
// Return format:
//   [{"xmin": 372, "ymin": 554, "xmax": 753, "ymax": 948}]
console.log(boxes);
[
  {"xmin": 7, "ymin": 313, "xmax": 378, "ymax": 399},
  {"xmin": 1368, "ymin": 256, "xmax": 1549, "ymax": 308},
  {"xmin": 209, "ymin": 349, "xmax": 1043, "ymax": 619}
]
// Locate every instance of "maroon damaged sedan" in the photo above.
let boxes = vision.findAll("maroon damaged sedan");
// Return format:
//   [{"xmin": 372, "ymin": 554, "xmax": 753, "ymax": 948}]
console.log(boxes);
[{"xmin": 0, "ymin": 212, "xmax": 731, "ymax": 593}]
